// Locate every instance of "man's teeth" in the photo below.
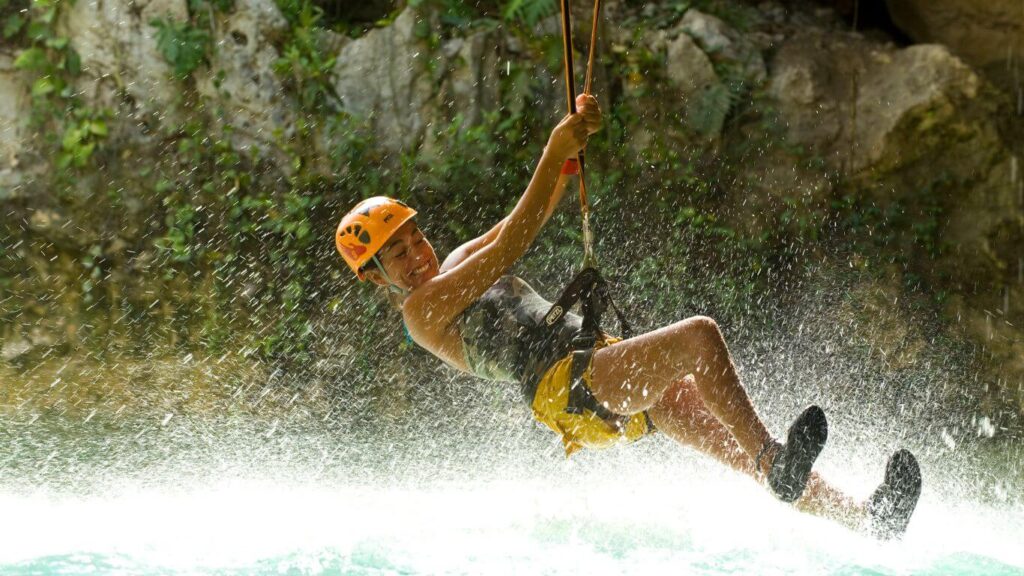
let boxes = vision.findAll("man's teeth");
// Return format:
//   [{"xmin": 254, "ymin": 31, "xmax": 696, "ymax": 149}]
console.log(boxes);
[{"xmin": 412, "ymin": 264, "xmax": 428, "ymax": 275}]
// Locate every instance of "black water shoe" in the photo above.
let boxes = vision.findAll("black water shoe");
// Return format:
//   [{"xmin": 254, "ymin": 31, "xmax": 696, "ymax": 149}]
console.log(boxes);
[
  {"xmin": 867, "ymin": 449, "xmax": 922, "ymax": 540},
  {"xmin": 764, "ymin": 405, "xmax": 829, "ymax": 503}
]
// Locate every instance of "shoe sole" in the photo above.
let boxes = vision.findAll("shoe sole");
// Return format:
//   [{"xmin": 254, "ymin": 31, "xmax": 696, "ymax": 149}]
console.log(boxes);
[
  {"xmin": 869, "ymin": 449, "xmax": 922, "ymax": 540},
  {"xmin": 771, "ymin": 405, "xmax": 828, "ymax": 503}
]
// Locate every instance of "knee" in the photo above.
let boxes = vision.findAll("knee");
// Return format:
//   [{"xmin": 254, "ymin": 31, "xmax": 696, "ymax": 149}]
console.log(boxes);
[
  {"xmin": 665, "ymin": 374, "xmax": 699, "ymax": 410},
  {"xmin": 677, "ymin": 316, "xmax": 727, "ymax": 363}
]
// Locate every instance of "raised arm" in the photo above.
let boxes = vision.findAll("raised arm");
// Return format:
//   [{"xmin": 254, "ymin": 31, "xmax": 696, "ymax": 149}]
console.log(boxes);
[
  {"xmin": 404, "ymin": 100, "xmax": 600, "ymax": 345},
  {"xmin": 441, "ymin": 94, "xmax": 601, "ymax": 272},
  {"xmin": 439, "ymin": 172, "xmax": 574, "ymax": 273}
]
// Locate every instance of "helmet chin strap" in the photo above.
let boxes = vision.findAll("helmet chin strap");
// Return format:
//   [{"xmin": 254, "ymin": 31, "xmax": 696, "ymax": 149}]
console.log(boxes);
[
  {"xmin": 372, "ymin": 253, "xmax": 415, "ymax": 346},
  {"xmin": 373, "ymin": 255, "xmax": 410, "ymax": 297}
]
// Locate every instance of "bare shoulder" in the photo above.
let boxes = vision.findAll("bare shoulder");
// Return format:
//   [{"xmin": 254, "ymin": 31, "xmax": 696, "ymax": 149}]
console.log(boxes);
[{"xmin": 402, "ymin": 276, "xmax": 470, "ymax": 372}]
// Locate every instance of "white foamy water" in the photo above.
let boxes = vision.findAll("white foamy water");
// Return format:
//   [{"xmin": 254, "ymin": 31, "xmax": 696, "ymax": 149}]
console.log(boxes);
[{"xmin": 2, "ymin": 458, "xmax": 1021, "ymax": 575}]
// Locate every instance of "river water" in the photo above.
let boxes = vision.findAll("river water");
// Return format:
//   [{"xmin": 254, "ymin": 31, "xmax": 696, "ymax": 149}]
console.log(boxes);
[
  {"xmin": 2, "ymin": 327, "xmax": 1023, "ymax": 576},
  {"xmin": 1, "ymin": 412, "xmax": 1022, "ymax": 576}
]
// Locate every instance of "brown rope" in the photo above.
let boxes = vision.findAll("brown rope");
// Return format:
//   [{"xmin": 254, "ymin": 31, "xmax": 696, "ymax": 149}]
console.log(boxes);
[
  {"xmin": 559, "ymin": 0, "xmax": 602, "ymax": 266},
  {"xmin": 584, "ymin": 0, "xmax": 601, "ymax": 95}
]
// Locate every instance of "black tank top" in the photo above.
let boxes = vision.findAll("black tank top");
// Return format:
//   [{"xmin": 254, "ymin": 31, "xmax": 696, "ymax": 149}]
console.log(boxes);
[{"xmin": 458, "ymin": 275, "xmax": 583, "ymax": 397}]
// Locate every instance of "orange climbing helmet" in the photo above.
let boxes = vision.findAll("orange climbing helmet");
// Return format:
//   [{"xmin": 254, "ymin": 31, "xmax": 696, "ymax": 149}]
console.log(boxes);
[{"xmin": 336, "ymin": 196, "xmax": 418, "ymax": 280}]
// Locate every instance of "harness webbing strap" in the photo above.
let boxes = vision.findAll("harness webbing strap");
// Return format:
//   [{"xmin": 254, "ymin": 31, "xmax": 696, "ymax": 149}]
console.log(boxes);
[
  {"xmin": 541, "ymin": 266, "xmax": 633, "ymax": 344},
  {"xmin": 567, "ymin": 348, "xmax": 631, "ymax": 432}
]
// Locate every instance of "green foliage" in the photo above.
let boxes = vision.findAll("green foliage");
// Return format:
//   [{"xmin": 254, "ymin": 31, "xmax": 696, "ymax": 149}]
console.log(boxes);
[
  {"xmin": 13, "ymin": 2, "xmax": 77, "ymax": 104},
  {"xmin": 79, "ymin": 244, "xmax": 104, "ymax": 305},
  {"xmin": 409, "ymin": 0, "xmax": 484, "ymax": 29},
  {"xmin": 1, "ymin": 0, "xmax": 29, "ymax": 40},
  {"xmin": 13, "ymin": 0, "xmax": 107, "ymax": 173},
  {"xmin": 156, "ymin": 200, "xmax": 198, "ymax": 266},
  {"xmin": 274, "ymin": 0, "xmax": 309, "ymax": 26},
  {"xmin": 192, "ymin": 0, "xmax": 233, "ymax": 14},
  {"xmin": 409, "ymin": 0, "xmax": 560, "ymax": 32},
  {"xmin": 4, "ymin": 0, "xmax": 901, "ymax": 364},
  {"xmin": 618, "ymin": 0, "xmax": 757, "ymax": 32},
  {"xmin": 503, "ymin": 0, "xmax": 556, "ymax": 28},
  {"xmin": 620, "ymin": 0, "xmax": 692, "ymax": 29},
  {"xmin": 151, "ymin": 18, "xmax": 211, "ymax": 78},
  {"xmin": 688, "ymin": 83, "xmax": 731, "ymax": 136},
  {"xmin": 58, "ymin": 108, "xmax": 109, "ymax": 169},
  {"xmin": 150, "ymin": 0, "xmax": 235, "ymax": 79},
  {"xmin": 272, "ymin": 0, "xmax": 338, "ymax": 113}
]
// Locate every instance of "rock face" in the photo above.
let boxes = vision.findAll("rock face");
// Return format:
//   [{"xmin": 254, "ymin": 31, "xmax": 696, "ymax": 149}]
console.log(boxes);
[
  {"xmin": 662, "ymin": 26, "xmax": 727, "ymax": 137},
  {"xmin": 768, "ymin": 29, "xmax": 1022, "ymax": 404},
  {"xmin": 853, "ymin": 45, "xmax": 991, "ymax": 174},
  {"xmin": 769, "ymin": 34, "xmax": 999, "ymax": 178},
  {"xmin": 332, "ymin": 9, "xmax": 436, "ymax": 153},
  {"xmin": 886, "ymin": 0, "xmax": 1024, "ymax": 71},
  {"xmin": 60, "ymin": 0, "xmax": 296, "ymax": 164},
  {"xmin": 439, "ymin": 30, "xmax": 502, "ymax": 132},
  {"xmin": 0, "ymin": 51, "xmax": 31, "ymax": 193},
  {"xmin": 679, "ymin": 9, "xmax": 765, "ymax": 86},
  {"xmin": 59, "ymin": 0, "xmax": 188, "ymax": 122},
  {"xmin": 332, "ymin": 8, "xmax": 504, "ymax": 156},
  {"xmin": 194, "ymin": 0, "xmax": 294, "ymax": 157},
  {"xmin": 3, "ymin": 0, "xmax": 1023, "ymax": 417},
  {"xmin": 613, "ymin": 8, "xmax": 766, "ymax": 144}
]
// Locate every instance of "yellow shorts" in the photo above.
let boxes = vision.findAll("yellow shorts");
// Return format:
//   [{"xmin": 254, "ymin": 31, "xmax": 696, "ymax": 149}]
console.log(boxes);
[{"xmin": 531, "ymin": 337, "xmax": 655, "ymax": 457}]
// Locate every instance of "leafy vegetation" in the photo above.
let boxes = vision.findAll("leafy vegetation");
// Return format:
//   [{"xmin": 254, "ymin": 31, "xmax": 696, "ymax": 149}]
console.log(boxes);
[
  {"xmin": 151, "ymin": 19, "xmax": 212, "ymax": 78},
  {"xmin": 10, "ymin": 0, "xmax": 109, "ymax": 173},
  {"xmin": 1, "ymin": 0, "xmax": 29, "ymax": 40},
  {"xmin": 502, "ymin": 0, "xmax": 557, "ymax": 27}
]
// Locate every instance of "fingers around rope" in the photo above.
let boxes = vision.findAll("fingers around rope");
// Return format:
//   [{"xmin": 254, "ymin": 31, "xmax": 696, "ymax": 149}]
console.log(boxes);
[
  {"xmin": 559, "ymin": 113, "xmax": 583, "ymax": 128},
  {"xmin": 575, "ymin": 97, "xmax": 602, "ymax": 135}
]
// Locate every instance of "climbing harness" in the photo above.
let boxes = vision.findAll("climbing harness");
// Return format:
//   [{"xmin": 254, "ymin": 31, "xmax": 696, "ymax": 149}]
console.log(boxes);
[{"xmin": 525, "ymin": 0, "xmax": 637, "ymax": 427}]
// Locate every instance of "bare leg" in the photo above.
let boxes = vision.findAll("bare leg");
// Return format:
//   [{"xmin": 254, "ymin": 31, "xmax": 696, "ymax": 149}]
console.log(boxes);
[
  {"xmin": 645, "ymin": 374, "xmax": 754, "ymax": 476},
  {"xmin": 798, "ymin": 474, "xmax": 865, "ymax": 531},
  {"xmin": 591, "ymin": 316, "xmax": 772, "ymax": 459},
  {"xmin": 648, "ymin": 376, "xmax": 866, "ymax": 529}
]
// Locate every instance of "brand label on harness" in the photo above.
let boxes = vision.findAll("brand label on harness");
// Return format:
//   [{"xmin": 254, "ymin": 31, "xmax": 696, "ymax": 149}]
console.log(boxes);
[{"xmin": 545, "ymin": 306, "xmax": 563, "ymax": 325}]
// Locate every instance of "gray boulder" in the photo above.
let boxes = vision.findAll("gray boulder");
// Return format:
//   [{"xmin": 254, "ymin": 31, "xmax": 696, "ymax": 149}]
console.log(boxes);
[
  {"xmin": 770, "ymin": 30, "xmax": 1023, "ymax": 404},
  {"xmin": 886, "ymin": 0, "xmax": 1024, "ymax": 71},
  {"xmin": 679, "ymin": 9, "xmax": 765, "ymax": 86},
  {"xmin": 854, "ymin": 44, "xmax": 992, "ymax": 175},
  {"xmin": 665, "ymin": 31, "xmax": 727, "ymax": 138},
  {"xmin": 59, "ymin": 0, "xmax": 188, "ymax": 122},
  {"xmin": 769, "ymin": 34, "xmax": 998, "ymax": 178},
  {"xmin": 194, "ymin": 0, "xmax": 295, "ymax": 159},
  {"xmin": 332, "ymin": 8, "xmax": 436, "ymax": 153},
  {"xmin": 616, "ymin": 8, "xmax": 767, "ymax": 142},
  {"xmin": 332, "ymin": 8, "xmax": 510, "ymax": 158},
  {"xmin": 438, "ymin": 30, "xmax": 502, "ymax": 134}
]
